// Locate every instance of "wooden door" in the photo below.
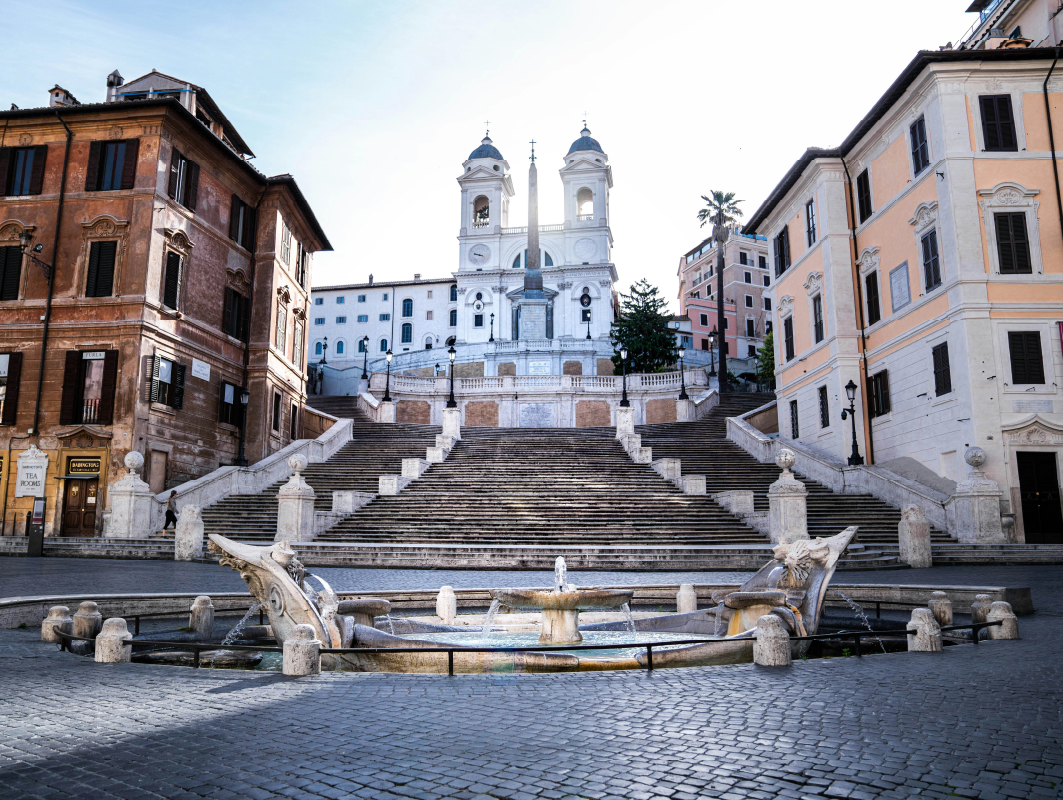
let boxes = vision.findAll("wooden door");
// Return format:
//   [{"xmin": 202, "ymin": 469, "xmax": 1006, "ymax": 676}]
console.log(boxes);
[
  {"xmin": 1017, "ymin": 452, "xmax": 1063, "ymax": 544},
  {"xmin": 149, "ymin": 451, "xmax": 167, "ymax": 494},
  {"xmin": 62, "ymin": 479, "xmax": 99, "ymax": 537}
]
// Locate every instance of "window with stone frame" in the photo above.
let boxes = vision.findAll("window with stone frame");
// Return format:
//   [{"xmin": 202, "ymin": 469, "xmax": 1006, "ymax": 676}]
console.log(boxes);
[
  {"xmin": 167, "ymin": 148, "xmax": 199, "ymax": 210},
  {"xmin": 783, "ymin": 316, "xmax": 795, "ymax": 361},
  {"xmin": 869, "ymin": 370, "xmax": 891, "ymax": 417},
  {"xmin": 275, "ymin": 303, "xmax": 287, "ymax": 354},
  {"xmin": 932, "ymin": 341, "xmax": 952, "ymax": 396},
  {"xmin": 818, "ymin": 385, "xmax": 830, "ymax": 428},
  {"xmin": 85, "ymin": 241, "xmax": 118, "ymax": 298},
  {"xmin": 910, "ymin": 116, "xmax": 930, "ymax": 174},
  {"xmin": 0, "ymin": 245, "xmax": 21, "ymax": 301},
  {"xmin": 0, "ymin": 146, "xmax": 47, "ymax": 196},
  {"xmin": 1008, "ymin": 331, "xmax": 1045, "ymax": 385},
  {"xmin": 921, "ymin": 229, "xmax": 942, "ymax": 290},
  {"xmin": 85, "ymin": 139, "xmax": 139, "ymax": 192}
]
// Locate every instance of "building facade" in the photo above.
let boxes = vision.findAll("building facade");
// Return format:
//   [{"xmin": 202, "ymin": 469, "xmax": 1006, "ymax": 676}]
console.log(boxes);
[{"xmin": 0, "ymin": 69, "xmax": 329, "ymax": 537}]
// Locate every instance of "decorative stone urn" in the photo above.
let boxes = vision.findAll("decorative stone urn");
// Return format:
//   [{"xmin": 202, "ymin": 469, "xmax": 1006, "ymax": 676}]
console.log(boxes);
[
  {"xmin": 768, "ymin": 448, "xmax": 808, "ymax": 544},
  {"xmin": 945, "ymin": 447, "xmax": 1006, "ymax": 544},
  {"xmin": 105, "ymin": 451, "xmax": 154, "ymax": 539},
  {"xmin": 276, "ymin": 454, "xmax": 315, "ymax": 543}
]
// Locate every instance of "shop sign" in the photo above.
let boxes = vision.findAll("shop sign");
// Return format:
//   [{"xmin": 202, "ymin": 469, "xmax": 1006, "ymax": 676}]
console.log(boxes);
[
  {"xmin": 16, "ymin": 445, "xmax": 49, "ymax": 498},
  {"xmin": 68, "ymin": 458, "xmax": 101, "ymax": 475},
  {"xmin": 81, "ymin": 351, "xmax": 105, "ymax": 361}
]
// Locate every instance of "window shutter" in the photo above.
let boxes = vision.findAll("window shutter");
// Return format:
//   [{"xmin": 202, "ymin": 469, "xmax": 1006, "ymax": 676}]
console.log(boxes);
[
  {"xmin": 996, "ymin": 97, "xmax": 1016, "ymax": 150},
  {"xmin": 119, "ymin": 138, "xmax": 139, "ymax": 190},
  {"xmin": 85, "ymin": 241, "xmax": 101, "ymax": 297},
  {"xmin": 244, "ymin": 205, "xmax": 256, "ymax": 251},
  {"xmin": 84, "ymin": 141, "xmax": 103, "ymax": 191},
  {"xmin": 163, "ymin": 251, "xmax": 181, "ymax": 309},
  {"xmin": 0, "ymin": 148, "xmax": 10, "ymax": 195},
  {"xmin": 167, "ymin": 149, "xmax": 181, "ymax": 198},
  {"xmin": 172, "ymin": 362, "xmax": 186, "ymax": 409},
  {"xmin": 185, "ymin": 162, "xmax": 200, "ymax": 212},
  {"xmin": 1019, "ymin": 332, "xmax": 1045, "ymax": 384},
  {"xmin": 782, "ymin": 227, "xmax": 790, "ymax": 269},
  {"xmin": 222, "ymin": 287, "xmax": 234, "ymax": 335},
  {"xmin": 995, "ymin": 213, "xmax": 1015, "ymax": 272},
  {"xmin": 97, "ymin": 350, "xmax": 119, "ymax": 424},
  {"xmin": 980, "ymin": 97, "xmax": 999, "ymax": 149},
  {"xmin": 149, "ymin": 355, "xmax": 161, "ymax": 403},
  {"xmin": 1011, "ymin": 214, "xmax": 1030, "ymax": 272},
  {"xmin": 228, "ymin": 195, "xmax": 240, "ymax": 241},
  {"xmin": 0, "ymin": 352, "xmax": 21, "ymax": 426},
  {"xmin": 878, "ymin": 371, "xmax": 891, "ymax": 415},
  {"xmin": 218, "ymin": 381, "xmax": 228, "ymax": 423},
  {"xmin": 96, "ymin": 240, "xmax": 117, "ymax": 297},
  {"xmin": 59, "ymin": 351, "xmax": 81, "ymax": 425},
  {"xmin": 1, "ymin": 245, "xmax": 22, "ymax": 301},
  {"xmin": 28, "ymin": 145, "xmax": 47, "ymax": 195}
]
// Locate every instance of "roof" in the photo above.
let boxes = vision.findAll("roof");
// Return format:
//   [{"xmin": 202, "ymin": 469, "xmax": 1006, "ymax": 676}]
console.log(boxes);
[
  {"xmin": 567, "ymin": 125, "xmax": 604, "ymax": 155},
  {"xmin": 267, "ymin": 175, "xmax": 332, "ymax": 251},
  {"xmin": 313, "ymin": 277, "xmax": 454, "ymax": 292},
  {"xmin": 743, "ymin": 46, "xmax": 1061, "ymax": 233},
  {"xmin": 468, "ymin": 135, "xmax": 504, "ymax": 161}
]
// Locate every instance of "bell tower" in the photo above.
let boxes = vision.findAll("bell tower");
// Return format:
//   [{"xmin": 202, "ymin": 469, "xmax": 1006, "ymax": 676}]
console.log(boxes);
[
  {"xmin": 560, "ymin": 124, "xmax": 613, "ymax": 266},
  {"xmin": 456, "ymin": 130, "xmax": 514, "ymax": 271}
]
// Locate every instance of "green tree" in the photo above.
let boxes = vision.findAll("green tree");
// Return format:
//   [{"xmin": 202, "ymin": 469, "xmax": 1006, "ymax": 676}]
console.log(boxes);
[
  {"xmin": 610, "ymin": 279, "xmax": 677, "ymax": 374},
  {"xmin": 757, "ymin": 330, "xmax": 775, "ymax": 385},
  {"xmin": 697, "ymin": 190, "xmax": 744, "ymax": 231}
]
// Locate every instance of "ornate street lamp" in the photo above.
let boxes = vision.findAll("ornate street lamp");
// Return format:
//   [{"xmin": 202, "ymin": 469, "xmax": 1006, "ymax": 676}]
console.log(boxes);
[
  {"xmin": 678, "ymin": 345, "xmax": 689, "ymax": 400},
  {"xmin": 446, "ymin": 345, "xmax": 457, "ymax": 408},
  {"xmin": 489, "ymin": 312, "xmax": 495, "ymax": 343},
  {"xmin": 320, "ymin": 336, "xmax": 328, "ymax": 366},
  {"xmin": 383, "ymin": 349, "xmax": 393, "ymax": 402},
  {"xmin": 234, "ymin": 388, "xmax": 251, "ymax": 467},
  {"xmin": 708, "ymin": 327, "xmax": 717, "ymax": 377},
  {"xmin": 360, "ymin": 335, "xmax": 370, "ymax": 379},
  {"xmin": 619, "ymin": 344, "xmax": 630, "ymax": 408},
  {"xmin": 18, "ymin": 230, "xmax": 51, "ymax": 279},
  {"xmin": 840, "ymin": 379, "xmax": 864, "ymax": 466}
]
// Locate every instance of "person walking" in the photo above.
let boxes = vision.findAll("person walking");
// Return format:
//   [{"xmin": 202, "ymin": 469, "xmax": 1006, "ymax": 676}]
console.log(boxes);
[{"xmin": 164, "ymin": 491, "xmax": 178, "ymax": 529}]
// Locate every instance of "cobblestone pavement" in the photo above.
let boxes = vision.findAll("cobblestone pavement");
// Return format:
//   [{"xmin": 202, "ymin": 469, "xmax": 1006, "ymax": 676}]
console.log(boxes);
[{"xmin": 0, "ymin": 565, "xmax": 1060, "ymax": 799}]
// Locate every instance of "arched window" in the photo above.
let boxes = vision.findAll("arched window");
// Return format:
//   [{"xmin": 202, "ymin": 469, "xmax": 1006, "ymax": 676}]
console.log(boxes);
[
  {"xmin": 445, "ymin": 335, "xmax": 456, "ymax": 346},
  {"xmin": 336, "ymin": 340, "xmax": 345, "ymax": 355},
  {"xmin": 513, "ymin": 250, "xmax": 554, "ymax": 268},
  {"xmin": 357, "ymin": 339, "xmax": 366, "ymax": 353},
  {"xmin": 380, "ymin": 338, "xmax": 388, "ymax": 352},
  {"xmin": 401, "ymin": 298, "xmax": 413, "ymax": 317},
  {"xmin": 473, "ymin": 195, "xmax": 490, "ymax": 228},
  {"xmin": 577, "ymin": 187, "xmax": 594, "ymax": 218},
  {"xmin": 401, "ymin": 323, "xmax": 412, "ymax": 343},
  {"xmin": 450, "ymin": 284, "xmax": 457, "ymax": 302},
  {"xmin": 425, "ymin": 337, "xmax": 433, "ymax": 349},
  {"xmin": 315, "ymin": 342, "xmax": 323, "ymax": 355}
]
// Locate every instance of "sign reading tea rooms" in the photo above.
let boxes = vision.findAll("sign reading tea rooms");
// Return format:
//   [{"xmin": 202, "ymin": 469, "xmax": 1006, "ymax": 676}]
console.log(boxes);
[{"xmin": 16, "ymin": 445, "xmax": 49, "ymax": 498}]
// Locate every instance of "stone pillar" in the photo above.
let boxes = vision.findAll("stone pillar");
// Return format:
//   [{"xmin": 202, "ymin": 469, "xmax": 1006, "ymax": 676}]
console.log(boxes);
[
  {"xmin": 676, "ymin": 398, "xmax": 695, "ymax": 422},
  {"xmin": 94, "ymin": 618, "xmax": 133, "ymax": 663},
  {"xmin": 753, "ymin": 614, "xmax": 791, "ymax": 666},
  {"xmin": 615, "ymin": 406, "xmax": 634, "ymax": 438},
  {"xmin": 677, "ymin": 584, "xmax": 697, "ymax": 614},
  {"xmin": 681, "ymin": 475, "xmax": 707, "ymax": 495},
  {"xmin": 897, "ymin": 505, "xmax": 932, "ymax": 568},
  {"xmin": 276, "ymin": 455, "xmax": 316, "ymax": 543},
  {"xmin": 767, "ymin": 449, "xmax": 808, "ymax": 544},
  {"xmin": 282, "ymin": 624, "xmax": 321, "ymax": 675},
  {"xmin": 105, "ymin": 451, "xmax": 154, "ymax": 538},
  {"xmin": 73, "ymin": 601, "xmax": 103, "ymax": 640},
  {"xmin": 402, "ymin": 458, "xmax": 430, "ymax": 478},
  {"xmin": 971, "ymin": 594, "xmax": 993, "ymax": 624},
  {"xmin": 986, "ymin": 601, "xmax": 1020, "ymax": 640},
  {"xmin": 41, "ymin": 605, "xmax": 71, "ymax": 643},
  {"xmin": 947, "ymin": 447, "xmax": 1007, "ymax": 544},
  {"xmin": 906, "ymin": 608, "xmax": 942, "ymax": 652},
  {"xmin": 378, "ymin": 475, "xmax": 412, "ymax": 495},
  {"xmin": 437, "ymin": 586, "xmax": 457, "ymax": 625},
  {"xmin": 928, "ymin": 591, "xmax": 952, "ymax": 627},
  {"xmin": 189, "ymin": 596, "xmax": 215, "ymax": 640},
  {"xmin": 378, "ymin": 401, "xmax": 396, "ymax": 423},
  {"xmin": 174, "ymin": 505, "xmax": 204, "ymax": 561},
  {"xmin": 442, "ymin": 407, "xmax": 461, "ymax": 440}
]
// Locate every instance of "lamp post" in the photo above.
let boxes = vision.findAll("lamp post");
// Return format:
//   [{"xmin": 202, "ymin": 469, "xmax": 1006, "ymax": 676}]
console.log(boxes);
[
  {"xmin": 619, "ymin": 345, "xmax": 630, "ymax": 407},
  {"xmin": 360, "ymin": 335, "xmax": 369, "ymax": 379},
  {"xmin": 446, "ymin": 345, "xmax": 457, "ymax": 408},
  {"xmin": 677, "ymin": 345, "xmax": 689, "ymax": 400},
  {"xmin": 320, "ymin": 336, "xmax": 328, "ymax": 366},
  {"xmin": 840, "ymin": 379, "xmax": 864, "ymax": 466},
  {"xmin": 586, "ymin": 312, "xmax": 592, "ymax": 340},
  {"xmin": 234, "ymin": 388, "xmax": 251, "ymax": 467},
  {"xmin": 489, "ymin": 313, "xmax": 495, "ymax": 343},
  {"xmin": 383, "ymin": 349, "xmax": 393, "ymax": 402},
  {"xmin": 708, "ymin": 327, "xmax": 717, "ymax": 377}
]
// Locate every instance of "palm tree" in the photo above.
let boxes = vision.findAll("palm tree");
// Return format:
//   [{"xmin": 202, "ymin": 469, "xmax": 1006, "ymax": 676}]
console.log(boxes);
[{"xmin": 696, "ymin": 191, "xmax": 743, "ymax": 393}]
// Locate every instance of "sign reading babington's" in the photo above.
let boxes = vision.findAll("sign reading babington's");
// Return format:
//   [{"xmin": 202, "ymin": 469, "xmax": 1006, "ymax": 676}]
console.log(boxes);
[
  {"xmin": 68, "ymin": 458, "xmax": 101, "ymax": 475},
  {"xmin": 15, "ymin": 444, "xmax": 49, "ymax": 498}
]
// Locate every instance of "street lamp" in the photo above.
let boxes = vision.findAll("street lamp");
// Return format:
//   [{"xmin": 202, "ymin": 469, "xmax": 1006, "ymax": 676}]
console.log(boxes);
[
  {"xmin": 840, "ymin": 379, "xmax": 864, "ymax": 466},
  {"xmin": 489, "ymin": 313, "xmax": 495, "ymax": 343},
  {"xmin": 677, "ymin": 345, "xmax": 689, "ymax": 400},
  {"xmin": 320, "ymin": 336, "xmax": 328, "ymax": 366},
  {"xmin": 235, "ymin": 389, "xmax": 251, "ymax": 467},
  {"xmin": 360, "ymin": 335, "xmax": 370, "ymax": 379},
  {"xmin": 383, "ymin": 349, "xmax": 393, "ymax": 402},
  {"xmin": 586, "ymin": 311, "xmax": 592, "ymax": 340},
  {"xmin": 708, "ymin": 327, "xmax": 717, "ymax": 377},
  {"xmin": 446, "ymin": 345, "xmax": 457, "ymax": 408},
  {"xmin": 619, "ymin": 344, "xmax": 630, "ymax": 407}
]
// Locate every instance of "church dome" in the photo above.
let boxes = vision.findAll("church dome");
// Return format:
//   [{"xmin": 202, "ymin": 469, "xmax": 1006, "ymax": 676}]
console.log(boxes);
[
  {"xmin": 469, "ymin": 135, "xmax": 504, "ymax": 160},
  {"xmin": 567, "ymin": 125, "xmax": 604, "ymax": 155}
]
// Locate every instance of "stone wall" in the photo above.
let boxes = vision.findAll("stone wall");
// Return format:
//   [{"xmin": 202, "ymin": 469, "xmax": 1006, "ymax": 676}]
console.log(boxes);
[
  {"xmin": 646, "ymin": 398, "xmax": 677, "ymax": 424},
  {"xmin": 465, "ymin": 401, "xmax": 499, "ymax": 427},
  {"xmin": 575, "ymin": 400, "xmax": 611, "ymax": 427},
  {"xmin": 497, "ymin": 362, "xmax": 516, "ymax": 376},
  {"xmin": 563, "ymin": 360, "xmax": 583, "ymax": 375},
  {"xmin": 454, "ymin": 361, "xmax": 485, "ymax": 378},
  {"xmin": 596, "ymin": 358, "xmax": 615, "ymax": 376},
  {"xmin": 746, "ymin": 403, "xmax": 778, "ymax": 434},
  {"xmin": 396, "ymin": 400, "xmax": 431, "ymax": 424},
  {"xmin": 302, "ymin": 407, "xmax": 336, "ymax": 440}
]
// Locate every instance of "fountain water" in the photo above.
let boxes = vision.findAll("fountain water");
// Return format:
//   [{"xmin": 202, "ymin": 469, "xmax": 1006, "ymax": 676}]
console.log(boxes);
[
  {"xmin": 621, "ymin": 603, "xmax": 636, "ymax": 634},
  {"xmin": 220, "ymin": 603, "xmax": 264, "ymax": 647},
  {"xmin": 828, "ymin": 591, "xmax": 887, "ymax": 654},
  {"xmin": 482, "ymin": 599, "xmax": 501, "ymax": 635}
]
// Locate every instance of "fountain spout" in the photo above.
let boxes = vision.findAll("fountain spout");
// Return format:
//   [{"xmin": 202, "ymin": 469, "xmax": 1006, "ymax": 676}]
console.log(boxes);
[{"xmin": 554, "ymin": 556, "xmax": 567, "ymax": 593}]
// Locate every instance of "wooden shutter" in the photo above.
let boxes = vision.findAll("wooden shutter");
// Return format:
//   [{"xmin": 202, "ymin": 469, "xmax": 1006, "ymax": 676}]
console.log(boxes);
[
  {"xmin": 172, "ymin": 362, "xmax": 186, "ymax": 409},
  {"xmin": 980, "ymin": 96, "xmax": 999, "ymax": 149},
  {"xmin": 239, "ymin": 293, "xmax": 250, "ymax": 342},
  {"xmin": 97, "ymin": 350, "xmax": 119, "ymax": 425},
  {"xmin": 119, "ymin": 138, "xmax": 139, "ymax": 190},
  {"xmin": 933, "ymin": 343, "xmax": 951, "ymax": 396},
  {"xmin": 185, "ymin": 162, "xmax": 200, "ymax": 212},
  {"xmin": 244, "ymin": 205, "xmax": 256, "ymax": 251},
  {"xmin": 995, "ymin": 97, "xmax": 1016, "ymax": 150},
  {"xmin": 0, "ymin": 246, "xmax": 21, "ymax": 301},
  {"xmin": 85, "ymin": 241, "xmax": 101, "ymax": 296},
  {"xmin": 167, "ymin": 149, "xmax": 181, "ymax": 198},
  {"xmin": 218, "ymin": 381, "xmax": 228, "ymax": 423},
  {"xmin": 84, "ymin": 141, "xmax": 103, "ymax": 191},
  {"xmin": 0, "ymin": 148, "xmax": 10, "ymax": 195},
  {"xmin": 228, "ymin": 195, "xmax": 240, "ymax": 241},
  {"xmin": 877, "ymin": 371, "xmax": 891, "ymax": 415},
  {"xmin": 163, "ymin": 251, "xmax": 181, "ymax": 309},
  {"xmin": 1011, "ymin": 214, "xmax": 1030, "ymax": 272},
  {"xmin": 149, "ymin": 355, "xmax": 161, "ymax": 403},
  {"xmin": 59, "ymin": 351, "xmax": 82, "ymax": 425},
  {"xmin": 222, "ymin": 287, "xmax": 235, "ymax": 336},
  {"xmin": 95, "ymin": 240, "xmax": 117, "ymax": 297},
  {"xmin": 27, "ymin": 145, "xmax": 47, "ymax": 195},
  {"xmin": 1, "ymin": 352, "xmax": 21, "ymax": 426}
]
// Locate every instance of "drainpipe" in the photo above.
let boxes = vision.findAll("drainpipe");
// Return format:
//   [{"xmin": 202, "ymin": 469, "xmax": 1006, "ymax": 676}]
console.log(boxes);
[
  {"xmin": 30, "ymin": 112, "xmax": 72, "ymax": 437},
  {"xmin": 235, "ymin": 187, "xmax": 267, "ymax": 467},
  {"xmin": 841, "ymin": 157, "xmax": 875, "ymax": 466},
  {"xmin": 1043, "ymin": 48, "xmax": 1063, "ymax": 259}
]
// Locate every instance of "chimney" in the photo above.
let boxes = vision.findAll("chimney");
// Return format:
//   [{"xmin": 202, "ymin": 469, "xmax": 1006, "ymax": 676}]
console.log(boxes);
[
  {"xmin": 105, "ymin": 70, "xmax": 124, "ymax": 103},
  {"xmin": 413, "ymin": 273, "xmax": 421, "ymax": 281},
  {"xmin": 368, "ymin": 274, "xmax": 374, "ymax": 285}
]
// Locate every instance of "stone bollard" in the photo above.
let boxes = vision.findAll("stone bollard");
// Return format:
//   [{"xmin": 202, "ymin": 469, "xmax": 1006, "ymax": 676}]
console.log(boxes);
[
  {"xmin": 41, "ymin": 605, "xmax": 72, "ymax": 643},
  {"xmin": 906, "ymin": 608, "xmax": 942, "ymax": 652},
  {"xmin": 276, "ymin": 455, "xmax": 316, "ymax": 543},
  {"xmin": 442, "ymin": 407, "xmax": 461, "ymax": 441},
  {"xmin": 615, "ymin": 406, "xmax": 635, "ymax": 438},
  {"xmin": 73, "ymin": 601, "xmax": 103, "ymax": 641},
  {"xmin": 188, "ymin": 596, "xmax": 215, "ymax": 640},
  {"xmin": 174, "ymin": 505, "xmax": 204, "ymax": 561},
  {"xmin": 986, "ymin": 601, "xmax": 1020, "ymax": 640},
  {"xmin": 105, "ymin": 451, "xmax": 154, "ymax": 538},
  {"xmin": 753, "ymin": 614, "xmax": 791, "ymax": 666},
  {"xmin": 971, "ymin": 594, "xmax": 993, "ymax": 624},
  {"xmin": 677, "ymin": 584, "xmax": 697, "ymax": 614},
  {"xmin": 436, "ymin": 586, "xmax": 457, "ymax": 625},
  {"xmin": 928, "ymin": 591, "xmax": 952, "ymax": 627},
  {"xmin": 768, "ymin": 449, "xmax": 808, "ymax": 544},
  {"xmin": 94, "ymin": 618, "xmax": 133, "ymax": 663},
  {"xmin": 898, "ymin": 505, "xmax": 932, "ymax": 568},
  {"xmin": 282, "ymin": 624, "xmax": 321, "ymax": 676}
]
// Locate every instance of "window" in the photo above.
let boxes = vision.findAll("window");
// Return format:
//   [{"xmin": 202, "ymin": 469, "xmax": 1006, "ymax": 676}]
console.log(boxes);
[
  {"xmin": 994, "ymin": 213, "xmax": 1031, "ymax": 273},
  {"xmin": 427, "ymin": 290, "xmax": 433, "ymax": 299},
  {"xmin": 290, "ymin": 403, "xmax": 298, "ymax": 440},
  {"xmin": 812, "ymin": 295, "xmax": 824, "ymax": 343},
  {"xmin": 744, "ymin": 272, "xmax": 752, "ymax": 284},
  {"xmin": 0, "ymin": 246, "xmax": 21, "ymax": 301},
  {"xmin": 759, "ymin": 255, "xmax": 767, "ymax": 270},
  {"xmin": 805, "ymin": 200, "xmax": 817, "ymax": 246},
  {"xmin": 746, "ymin": 318, "xmax": 755, "ymax": 337},
  {"xmin": 1009, "ymin": 331, "xmax": 1045, "ymax": 384},
  {"xmin": 773, "ymin": 226, "xmax": 791, "ymax": 277},
  {"xmin": 314, "ymin": 297, "xmax": 323, "ymax": 305},
  {"xmin": 315, "ymin": 342, "xmax": 322, "ymax": 355},
  {"xmin": 336, "ymin": 296, "xmax": 345, "ymax": 304},
  {"xmin": 336, "ymin": 340, "xmax": 344, "ymax": 354},
  {"xmin": 921, "ymin": 229, "xmax": 942, "ymax": 290},
  {"xmin": 401, "ymin": 323, "xmax": 412, "ymax": 343},
  {"xmin": 219, "ymin": 382, "xmax": 243, "ymax": 427},
  {"xmin": 700, "ymin": 313, "xmax": 708, "ymax": 326},
  {"xmin": 382, "ymin": 293, "xmax": 389, "ymax": 301},
  {"xmin": 740, "ymin": 251, "xmax": 748, "ymax": 266},
  {"xmin": 426, "ymin": 310, "xmax": 433, "ymax": 321},
  {"xmin": 979, "ymin": 95, "xmax": 1017, "ymax": 152},
  {"xmin": 85, "ymin": 240, "xmax": 117, "ymax": 298},
  {"xmin": 358, "ymin": 294, "xmax": 367, "ymax": 303},
  {"xmin": 272, "ymin": 392, "xmax": 282, "ymax": 433},
  {"xmin": 357, "ymin": 314, "xmax": 368, "ymax": 323},
  {"xmin": 402, "ymin": 298, "xmax": 413, "ymax": 317},
  {"xmin": 818, "ymin": 386, "xmax": 830, "ymax": 428},
  {"xmin": 763, "ymin": 275, "xmax": 770, "ymax": 287},
  {"xmin": 581, "ymin": 309, "xmax": 591, "ymax": 322},
  {"xmin": 869, "ymin": 370, "xmax": 891, "ymax": 417},
  {"xmin": 166, "ymin": 149, "xmax": 199, "ymax": 210},
  {"xmin": 450, "ymin": 285, "xmax": 457, "ymax": 302},
  {"xmin": 380, "ymin": 339, "xmax": 388, "ymax": 352},
  {"xmin": 228, "ymin": 195, "xmax": 255, "ymax": 250},
  {"xmin": 783, "ymin": 317, "xmax": 795, "ymax": 361},
  {"xmin": 748, "ymin": 345, "xmax": 756, "ymax": 357},
  {"xmin": 474, "ymin": 314, "xmax": 484, "ymax": 327},
  {"xmin": 865, "ymin": 272, "xmax": 881, "ymax": 325},
  {"xmin": 281, "ymin": 221, "xmax": 291, "ymax": 264},
  {"xmin": 2, "ymin": 146, "xmax": 47, "ymax": 196},
  {"xmin": 221, "ymin": 287, "xmax": 250, "ymax": 342},
  {"xmin": 59, "ymin": 350, "xmax": 119, "ymax": 425},
  {"xmin": 295, "ymin": 244, "xmax": 310, "ymax": 289},
  {"xmin": 722, "ymin": 318, "xmax": 728, "ymax": 330},
  {"xmin": 357, "ymin": 339, "xmax": 366, "ymax": 353},
  {"xmin": 275, "ymin": 305, "xmax": 287, "ymax": 353},
  {"xmin": 910, "ymin": 117, "xmax": 930, "ymax": 175},
  {"xmin": 476, "ymin": 292, "xmax": 483, "ymax": 301},
  {"xmin": 314, "ymin": 317, "xmax": 325, "ymax": 325},
  {"xmin": 449, "ymin": 309, "xmax": 457, "ymax": 326},
  {"xmin": 149, "ymin": 355, "xmax": 184, "ymax": 409},
  {"xmin": 790, "ymin": 400, "xmax": 799, "ymax": 439},
  {"xmin": 701, "ymin": 339, "xmax": 709, "ymax": 351},
  {"xmin": 764, "ymin": 297, "xmax": 771, "ymax": 311},
  {"xmin": 932, "ymin": 342, "xmax": 952, "ymax": 396},
  {"xmin": 86, "ymin": 139, "xmax": 138, "ymax": 192},
  {"xmin": 745, "ymin": 295, "xmax": 753, "ymax": 308},
  {"xmin": 856, "ymin": 169, "xmax": 872, "ymax": 223},
  {"xmin": 336, "ymin": 316, "xmax": 346, "ymax": 324},
  {"xmin": 293, "ymin": 321, "xmax": 303, "ymax": 367},
  {"xmin": 425, "ymin": 337, "xmax": 433, "ymax": 350},
  {"xmin": 765, "ymin": 321, "xmax": 772, "ymax": 334},
  {"xmin": 379, "ymin": 313, "xmax": 390, "ymax": 321},
  {"xmin": 162, "ymin": 251, "xmax": 182, "ymax": 310}
]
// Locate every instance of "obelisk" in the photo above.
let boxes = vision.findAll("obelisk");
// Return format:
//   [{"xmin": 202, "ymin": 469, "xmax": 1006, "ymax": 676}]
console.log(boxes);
[{"xmin": 518, "ymin": 141, "xmax": 548, "ymax": 339}]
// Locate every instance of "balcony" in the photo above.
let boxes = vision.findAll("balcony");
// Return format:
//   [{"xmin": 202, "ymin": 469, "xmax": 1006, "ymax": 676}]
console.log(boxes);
[
  {"xmin": 81, "ymin": 398, "xmax": 100, "ymax": 424},
  {"xmin": 472, "ymin": 219, "xmax": 490, "ymax": 228}
]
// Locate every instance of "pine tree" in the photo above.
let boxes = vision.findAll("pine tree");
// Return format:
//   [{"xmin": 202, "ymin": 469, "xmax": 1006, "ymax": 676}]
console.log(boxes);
[
  {"xmin": 757, "ymin": 330, "xmax": 776, "ymax": 386},
  {"xmin": 610, "ymin": 279, "xmax": 677, "ymax": 373}
]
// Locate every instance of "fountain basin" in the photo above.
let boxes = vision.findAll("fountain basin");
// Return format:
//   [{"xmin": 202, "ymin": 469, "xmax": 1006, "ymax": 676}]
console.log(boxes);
[{"xmin": 490, "ymin": 588, "xmax": 634, "ymax": 611}]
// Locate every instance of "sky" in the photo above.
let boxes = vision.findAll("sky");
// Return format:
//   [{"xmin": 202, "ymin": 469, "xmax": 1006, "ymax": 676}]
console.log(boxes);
[{"xmin": 2, "ymin": 1, "xmax": 982, "ymax": 312}]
